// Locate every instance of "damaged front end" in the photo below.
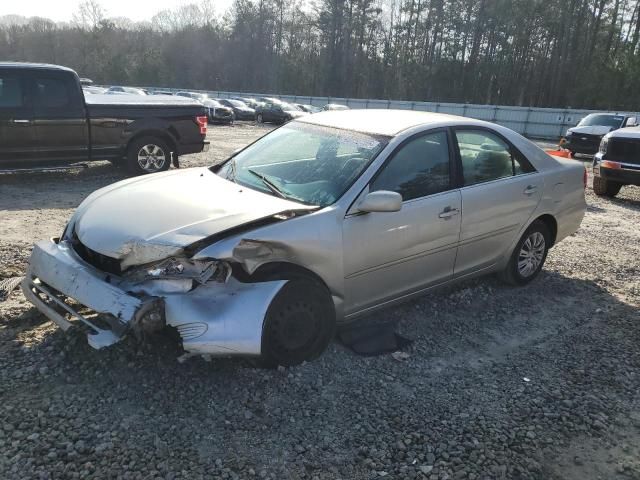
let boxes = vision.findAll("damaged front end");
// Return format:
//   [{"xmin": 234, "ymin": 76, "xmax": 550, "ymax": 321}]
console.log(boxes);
[{"xmin": 22, "ymin": 237, "xmax": 286, "ymax": 356}]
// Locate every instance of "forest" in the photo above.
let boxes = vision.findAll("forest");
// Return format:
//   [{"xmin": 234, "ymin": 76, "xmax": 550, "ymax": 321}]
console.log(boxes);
[{"xmin": 1, "ymin": 0, "xmax": 640, "ymax": 109}]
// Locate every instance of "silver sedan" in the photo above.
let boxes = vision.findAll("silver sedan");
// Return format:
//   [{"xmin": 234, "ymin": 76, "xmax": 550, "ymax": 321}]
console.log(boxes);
[{"xmin": 23, "ymin": 110, "xmax": 587, "ymax": 366}]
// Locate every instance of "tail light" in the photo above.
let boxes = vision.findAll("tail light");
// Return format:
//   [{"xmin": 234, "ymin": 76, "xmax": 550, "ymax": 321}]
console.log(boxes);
[
  {"xmin": 583, "ymin": 167, "xmax": 587, "ymax": 189},
  {"xmin": 601, "ymin": 160, "xmax": 622, "ymax": 169},
  {"xmin": 196, "ymin": 116, "xmax": 208, "ymax": 135}
]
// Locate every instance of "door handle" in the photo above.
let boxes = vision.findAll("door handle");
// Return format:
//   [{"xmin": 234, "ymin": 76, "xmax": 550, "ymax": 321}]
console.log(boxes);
[
  {"xmin": 438, "ymin": 207, "xmax": 460, "ymax": 219},
  {"xmin": 523, "ymin": 185, "xmax": 538, "ymax": 195},
  {"xmin": 12, "ymin": 119, "xmax": 31, "ymax": 124}
]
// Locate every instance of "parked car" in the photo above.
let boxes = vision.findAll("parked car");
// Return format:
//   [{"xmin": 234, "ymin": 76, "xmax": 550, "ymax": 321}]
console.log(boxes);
[
  {"xmin": 105, "ymin": 86, "xmax": 147, "ymax": 95},
  {"xmin": 82, "ymin": 86, "xmax": 107, "ymax": 95},
  {"xmin": 218, "ymin": 98, "xmax": 255, "ymax": 120},
  {"xmin": 592, "ymin": 126, "xmax": 640, "ymax": 197},
  {"xmin": 562, "ymin": 113, "xmax": 637, "ymax": 156},
  {"xmin": 204, "ymin": 99, "xmax": 234, "ymax": 124},
  {"xmin": 295, "ymin": 103, "xmax": 321, "ymax": 113},
  {"xmin": 22, "ymin": 109, "xmax": 586, "ymax": 367},
  {"xmin": 323, "ymin": 103, "xmax": 349, "ymax": 111},
  {"xmin": 150, "ymin": 90, "xmax": 174, "ymax": 96},
  {"xmin": 258, "ymin": 96, "xmax": 284, "ymax": 105},
  {"xmin": 175, "ymin": 91, "xmax": 209, "ymax": 103},
  {"xmin": 256, "ymin": 101, "xmax": 308, "ymax": 124},
  {"xmin": 0, "ymin": 63, "xmax": 209, "ymax": 174},
  {"xmin": 233, "ymin": 97, "xmax": 262, "ymax": 109},
  {"xmin": 79, "ymin": 77, "xmax": 93, "ymax": 86}
]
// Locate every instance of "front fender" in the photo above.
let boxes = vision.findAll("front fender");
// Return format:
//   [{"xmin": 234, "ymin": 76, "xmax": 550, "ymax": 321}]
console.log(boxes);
[{"xmin": 164, "ymin": 277, "xmax": 288, "ymax": 356}]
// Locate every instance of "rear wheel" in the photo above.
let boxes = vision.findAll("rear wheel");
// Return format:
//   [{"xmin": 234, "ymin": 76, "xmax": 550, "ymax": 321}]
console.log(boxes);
[
  {"xmin": 126, "ymin": 136, "xmax": 171, "ymax": 175},
  {"xmin": 499, "ymin": 220, "xmax": 551, "ymax": 286},
  {"xmin": 260, "ymin": 279, "xmax": 335, "ymax": 367},
  {"xmin": 593, "ymin": 175, "xmax": 622, "ymax": 197}
]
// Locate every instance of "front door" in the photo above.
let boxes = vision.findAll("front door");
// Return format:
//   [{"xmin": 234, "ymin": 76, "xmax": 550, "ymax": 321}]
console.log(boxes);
[
  {"xmin": 453, "ymin": 128, "xmax": 542, "ymax": 276},
  {"xmin": 0, "ymin": 69, "xmax": 38, "ymax": 165},
  {"xmin": 343, "ymin": 129, "xmax": 461, "ymax": 316}
]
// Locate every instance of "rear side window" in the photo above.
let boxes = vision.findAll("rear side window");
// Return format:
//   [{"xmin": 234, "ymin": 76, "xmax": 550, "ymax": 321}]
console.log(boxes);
[
  {"xmin": 456, "ymin": 130, "xmax": 534, "ymax": 186},
  {"xmin": 33, "ymin": 77, "xmax": 71, "ymax": 109},
  {"xmin": 0, "ymin": 76, "xmax": 23, "ymax": 107}
]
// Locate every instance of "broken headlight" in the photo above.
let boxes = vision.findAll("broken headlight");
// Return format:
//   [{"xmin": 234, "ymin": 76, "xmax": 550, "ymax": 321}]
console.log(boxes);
[{"xmin": 124, "ymin": 258, "xmax": 231, "ymax": 285}]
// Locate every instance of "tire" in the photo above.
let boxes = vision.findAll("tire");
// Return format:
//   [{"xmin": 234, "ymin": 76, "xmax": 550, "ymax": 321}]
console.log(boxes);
[
  {"xmin": 499, "ymin": 220, "xmax": 551, "ymax": 286},
  {"xmin": 260, "ymin": 279, "xmax": 336, "ymax": 367},
  {"xmin": 593, "ymin": 175, "xmax": 622, "ymax": 197},
  {"xmin": 256, "ymin": 113, "xmax": 264, "ymax": 124},
  {"xmin": 108, "ymin": 158, "xmax": 125, "ymax": 168},
  {"xmin": 126, "ymin": 136, "xmax": 172, "ymax": 175}
]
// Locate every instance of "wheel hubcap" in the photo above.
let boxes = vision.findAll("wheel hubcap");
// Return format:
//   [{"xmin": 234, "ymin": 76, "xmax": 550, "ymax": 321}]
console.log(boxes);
[
  {"xmin": 518, "ymin": 232, "xmax": 546, "ymax": 277},
  {"xmin": 270, "ymin": 302, "xmax": 318, "ymax": 352},
  {"xmin": 137, "ymin": 144, "xmax": 166, "ymax": 172}
]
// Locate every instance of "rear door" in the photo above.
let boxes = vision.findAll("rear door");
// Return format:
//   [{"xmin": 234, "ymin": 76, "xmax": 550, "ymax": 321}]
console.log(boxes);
[
  {"xmin": 453, "ymin": 127, "xmax": 541, "ymax": 277},
  {"xmin": 0, "ymin": 69, "xmax": 38, "ymax": 165},
  {"xmin": 30, "ymin": 72, "xmax": 89, "ymax": 162}
]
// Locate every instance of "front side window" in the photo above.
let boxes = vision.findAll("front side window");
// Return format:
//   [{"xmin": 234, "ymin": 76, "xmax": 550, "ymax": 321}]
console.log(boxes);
[
  {"xmin": 371, "ymin": 131, "xmax": 451, "ymax": 201},
  {"xmin": 0, "ymin": 75, "xmax": 23, "ymax": 108},
  {"xmin": 456, "ymin": 130, "xmax": 533, "ymax": 186},
  {"xmin": 33, "ymin": 77, "xmax": 71, "ymax": 109},
  {"xmin": 215, "ymin": 123, "xmax": 387, "ymax": 206}
]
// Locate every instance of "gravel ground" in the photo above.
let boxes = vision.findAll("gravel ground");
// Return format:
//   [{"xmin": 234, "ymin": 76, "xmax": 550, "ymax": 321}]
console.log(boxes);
[{"xmin": 1, "ymin": 122, "xmax": 639, "ymax": 480}]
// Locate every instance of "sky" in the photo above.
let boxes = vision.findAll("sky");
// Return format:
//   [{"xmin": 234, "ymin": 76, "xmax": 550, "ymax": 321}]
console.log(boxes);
[{"xmin": 0, "ymin": 0, "xmax": 228, "ymax": 23}]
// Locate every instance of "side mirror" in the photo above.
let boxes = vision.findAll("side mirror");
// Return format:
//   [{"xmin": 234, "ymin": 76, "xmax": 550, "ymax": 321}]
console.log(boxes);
[
  {"xmin": 626, "ymin": 116, "xmax": 637, "ymax": 127},
  {"xmin": 358, "ymin": 190, "xmax": 402, "ymax": 213}
]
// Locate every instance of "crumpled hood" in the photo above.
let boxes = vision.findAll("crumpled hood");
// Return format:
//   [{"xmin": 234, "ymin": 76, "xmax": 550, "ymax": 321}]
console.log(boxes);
[
  {"xmin": 568, "ymin": 125, "xmax": 613, "ymax": 136},
  {"xmin": 72, "ymin": 168, "xmax": 312, "ymax": 268}
]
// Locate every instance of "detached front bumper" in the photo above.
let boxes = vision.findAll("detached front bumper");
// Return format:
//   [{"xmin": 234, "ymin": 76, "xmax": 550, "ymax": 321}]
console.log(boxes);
[{"xmin": 22, "ymin": 239, "xmax": 287, "ymax": 356}]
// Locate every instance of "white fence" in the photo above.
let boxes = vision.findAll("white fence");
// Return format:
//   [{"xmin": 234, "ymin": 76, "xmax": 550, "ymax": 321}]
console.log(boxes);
[{"xmin": 143, "ymin": 86, "xmax": 638, "ymax": 140}]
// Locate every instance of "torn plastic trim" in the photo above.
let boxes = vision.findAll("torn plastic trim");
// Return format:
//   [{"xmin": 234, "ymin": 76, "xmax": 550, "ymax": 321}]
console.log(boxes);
[
  {"xmin": 21, "ymin": 274, "xmax": 163, "ymax": 349},
  {"xmin": 23, "ymin": 239, "xmax": 167, "ymax": 349}
]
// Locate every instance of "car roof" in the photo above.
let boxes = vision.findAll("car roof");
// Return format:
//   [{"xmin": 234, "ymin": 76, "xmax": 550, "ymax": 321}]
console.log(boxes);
[
  {"xmin": 0, "ymin": 62, "xmax": 76, "ymax": 73},
  {"xmin": 584, "ymin": 112, "xmax": 628, "ymax": 117},
  {"xmin": 295, "ymin": 109, "xmax": 474, "ymax": 136}
]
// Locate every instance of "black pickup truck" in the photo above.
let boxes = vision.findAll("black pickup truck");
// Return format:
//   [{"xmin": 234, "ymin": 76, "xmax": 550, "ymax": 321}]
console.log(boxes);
[
  {"xmin": 0, "ymin": 63, "xmax": 209, "ymax": 174},
  {"xmin": 593, "ymin": 127, "xmax": 640, "ymax": 197}
]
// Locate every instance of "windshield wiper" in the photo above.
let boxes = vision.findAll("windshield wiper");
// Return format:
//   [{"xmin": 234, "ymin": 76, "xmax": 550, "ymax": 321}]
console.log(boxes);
[{"xmin": 247, "ymin": 169, "xmax": 288, "ymax": 199}]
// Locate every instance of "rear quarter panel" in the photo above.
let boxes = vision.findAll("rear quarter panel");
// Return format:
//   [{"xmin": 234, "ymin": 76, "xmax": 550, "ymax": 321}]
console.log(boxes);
[{"xmin": 86, "ymin": 101, "xmax": 206, "ymax": 160}]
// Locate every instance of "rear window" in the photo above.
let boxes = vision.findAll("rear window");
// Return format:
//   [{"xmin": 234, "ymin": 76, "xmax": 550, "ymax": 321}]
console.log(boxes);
[
  {"xmin": 34, "ymin": 77, "xmax": 71, "ymax": 109},
  {"xmin": 0, "ymin": 76, "xmax": 23, "ymax": 107}
]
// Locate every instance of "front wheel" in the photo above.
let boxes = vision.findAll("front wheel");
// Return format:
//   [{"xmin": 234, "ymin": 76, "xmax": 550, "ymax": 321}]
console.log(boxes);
[
  {"xmin": 499, "ymin": 220, "xmax": 551, "ymax": 286},
  {"xmin": 593, "ymin": 175, "xmax": 622, "ymax": 197},
  {"xmin": 256, "ymin": 113, "xmax": 264, "ymax": 124},
  {"xmin": 260, "ymin": 279, "xmax": 335, "ymax": 367},
  {"xmin": 126, "ymin": 136, "xmax": 171, "ymax": 175}
]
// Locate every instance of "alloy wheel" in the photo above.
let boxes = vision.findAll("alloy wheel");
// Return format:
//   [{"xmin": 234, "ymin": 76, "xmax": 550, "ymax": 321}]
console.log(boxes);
[
  {"xmin": 137, "ymin": 144, "xmax": 166, "ymax": 172},
  {"xmin": 518, "ymin": 231, "xmax": 546, "ymax": 277}
]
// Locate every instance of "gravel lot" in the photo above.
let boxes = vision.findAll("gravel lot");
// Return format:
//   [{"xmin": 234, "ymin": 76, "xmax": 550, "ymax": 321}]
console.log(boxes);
[{"xmin": 1, "ymin": 122, "xmax": 639, "ymax": 480}]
